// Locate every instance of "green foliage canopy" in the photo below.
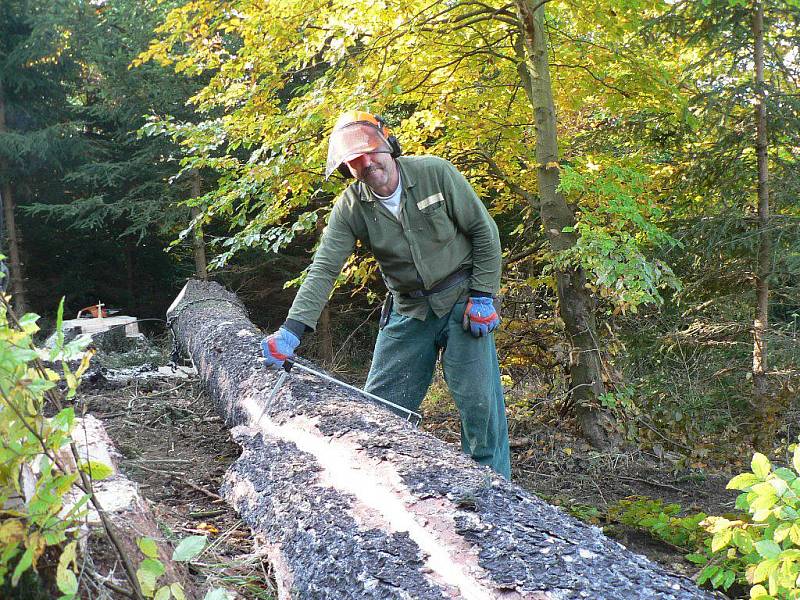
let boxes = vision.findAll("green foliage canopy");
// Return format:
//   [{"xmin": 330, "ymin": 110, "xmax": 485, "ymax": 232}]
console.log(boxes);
[{"xmin": 138, "ymin": 0, "xmax": 685, "ymax": 310}]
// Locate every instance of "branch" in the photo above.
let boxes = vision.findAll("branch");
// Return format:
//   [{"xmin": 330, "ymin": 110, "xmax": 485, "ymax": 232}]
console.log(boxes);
[
  {"xmin": 503, "ymin": 245, "xmax": 540, "ymax": 267},
  {"xmin": 550, "ymin": 63, "xmax": 632, "ymax": 98},
  {"xmin": 465, "ymin": 149, "xmax": 539, "ymax": 207}
]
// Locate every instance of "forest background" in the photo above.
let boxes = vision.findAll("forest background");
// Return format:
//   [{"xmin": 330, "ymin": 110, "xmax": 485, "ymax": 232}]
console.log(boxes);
[{"xmin": 1, "ymin": 0, "xmax": 799, "ymax": 596}]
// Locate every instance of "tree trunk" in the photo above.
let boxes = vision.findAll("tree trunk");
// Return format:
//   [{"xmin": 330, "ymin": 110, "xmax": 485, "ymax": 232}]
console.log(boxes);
[
  {"xmin": 190, "ymin": 170, "xmax": 208, "ymax": 281},
  {"xmin": 0, "ymin": 78, "xmax": 28, "ymax": 313},
  {"xmin": 123, "ymin": 236, "xmax": 137, "ymax": 315},
  {"xmin": 751, "ymin": 2, "xmax": 773, "ymax": 449},
  {"xmin": 513, "ymin": 1, "xmax": 617, "ymax": 449},
  {"xmin": 165, "ymin": 279, "xmax": 715, "ymax": 600},
  {"xmin": 317, "ymin": 305, "xmax": 334, "ymax": 362}
]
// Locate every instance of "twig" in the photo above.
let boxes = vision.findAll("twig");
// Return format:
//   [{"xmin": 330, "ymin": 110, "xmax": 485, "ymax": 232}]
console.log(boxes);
[
  {"xmin": 188, "ymin": 509, "xmax": 226, "ymax": 519},
  {"xmin": 98, "ymin": 576, "xmax": 136, "ymax": 598},
  {"xmin": 143, "ymin": 382, "xmax": 189, "ymax": 398},
  {"xmin": 615, "ymin": 475, "xmax": 687, "ymax": 495},
  {"xmin": 172, "ymin": 477, "xmax": 223, "ymax": 501},
  {"xmin": 330, "ymin": 304, "xmax": 380, "ymax": 368},
  {"xmin": 635, "ymin": 416, "xmax": 694, "ymax": 453},
  {"xmin": 126, "ymin": 458, "xmax": 192, "ymax": 464},
  {"xmin": 129, "ymin": 463, "xmax": 186, "ymax": 477}
]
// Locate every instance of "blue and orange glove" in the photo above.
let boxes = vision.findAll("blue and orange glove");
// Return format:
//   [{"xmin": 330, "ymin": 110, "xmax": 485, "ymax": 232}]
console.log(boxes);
[
  {"xmin": 462, "ymin": 297, "xmax": 500, "ymax": 337},
  {"xmin": 261, "ymin": 328, "xmax": 300, "ymax": 368}
]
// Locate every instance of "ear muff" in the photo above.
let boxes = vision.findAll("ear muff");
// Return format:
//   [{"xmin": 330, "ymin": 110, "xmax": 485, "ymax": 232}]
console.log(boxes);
[
  {"xmin": 335, "ymin": 113, "xmax": 402, "ymax": 179},
  {"xmin": 374, "ymin": 114, "xmax": 402, "ymax": 158},
  {"xmin": 337, "ymin": 162, "xmax": 352, "ymax": 178}
]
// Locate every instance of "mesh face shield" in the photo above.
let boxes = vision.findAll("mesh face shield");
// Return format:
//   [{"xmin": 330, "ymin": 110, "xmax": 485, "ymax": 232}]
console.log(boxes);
[{"xmin": 325, "ymin": 123, "xmax": 392, "ymax": 179}]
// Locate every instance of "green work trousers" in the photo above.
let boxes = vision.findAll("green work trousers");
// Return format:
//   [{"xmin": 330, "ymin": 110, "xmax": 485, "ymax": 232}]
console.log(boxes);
[{"xmin": 364, "ymin": 300, "xmax": 511, "ymax": 479}]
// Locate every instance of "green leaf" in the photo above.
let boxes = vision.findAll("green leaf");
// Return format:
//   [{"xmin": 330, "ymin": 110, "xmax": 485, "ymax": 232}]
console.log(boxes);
[
  {"xmin": 768, "ymin": 478, "xmax": 788, "ymax": 496},
  {"xmin": 18, "ymin": 313, "xmax": 40, "ymax": 334},
  {"xmin": 752, "ymin": 453, "xmax": 772, "ymax": 479},
  {"xmin": 781, "ymin": 506, "xmax": 800, "ymax": 520},
  {"xmin": 753, "ymin": 558, "xmax": 778, "ymax": 583},
  {"xmin": 172, "ymin": 535, "xmax": 207, "ymax": 562},
  {"xmin": 728, "ymin": 473, "xmax": 760, "ymax": 490},
  {"xmin": 736, "ymin": 493, "xmax": 751, "ymax": 511},
  {"xmin": 722, "ymin": 569, "xmax": 735, "ymax": 590},
  {"xmin": 697, "ymin": 564, "xmax": 718, "ymax": 585},
  {"xmin": 685, "ymin": 553, "xmax": 707, "ymax": 565},
  {"xmin": 11, "ymin": 546, "xmax": 34, "ymax": 586},
  {"xmin": 794, "ymin": 446, "xmax": 800, "ymax": 475},
  {"xmin": 50, "ymin": 298, "xmax": 65, "ymax": 360},
  {"xmin": 790, "ymin": 524, "xmax": 800, "ymax": 546},
  {"xmin": 78, "ymin": 460, "xmax": 114, "ymax": 481},
  {"xmin": 138, "ymin": 537, "xmax": 159, "ymax": 559},
  {"xmin": 755, "ymin": 540, "xmax": 782, "ymax": 560},
  {"xmin": 57, "ymin": 570, "xmax": 78, "ymax": 597},
  {"xmin": 56, "ymin": 541, "xmax": 78, "ymax": 595},
  {"xmin": 137, "ymin": 558, "xmax": 166, "ymax": 596},
  {"xmin": 750, "ymin": 493, "xmax": 777, "ymax": 513},
  {"xmin": 711, "ymin": 529, "xmax": 732, "ymax": 552},
  {"xmin": 171, "ymin": 583, "xmax": 186, "ymax": 600},
  {"xmin": 733, "ymin": 529, "xmax": 754, "ymax": 553},
  {"xmin": 773, "ymin": 468, "xmax": 796, "ymax": 483},
  {"xmin": 154, "ymin": 585, "xmax": 172, "ymax": 600},
  {"xmin": 753, "ymin": 508, "xmax": 773, "ymax": 523},
  {"xmin": 773, "ymin": 522, "xmax": 791, "ymax": 543},
  {"xmin": 52, "ymin": 407, "xmax": 76, "ymax": 432},
  {"xmin": 203, "ymin": 589, "xmax": 231, "ymax": 600},
  {"xmin": 710, "ymin": 567, "xmax": 726, "ymax": 588},
  {"xmin": 750, "ymin": 583, "xmax": 770, "ymax": 598}
]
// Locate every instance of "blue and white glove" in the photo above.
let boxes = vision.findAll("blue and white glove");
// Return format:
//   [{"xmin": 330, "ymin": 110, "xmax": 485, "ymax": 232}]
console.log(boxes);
[
  {"xmin": 462, "ymin": 297, "xmax": 500, "ymax": 338},
  {"xmin": 261, "ymin": 328, "xmax": 300, "ymax": 368}
]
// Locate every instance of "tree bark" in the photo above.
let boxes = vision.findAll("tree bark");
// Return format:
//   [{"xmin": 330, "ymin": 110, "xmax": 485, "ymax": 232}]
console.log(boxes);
[
  {"xmin": 513, "ymin": 1, "xmax": 617, "ymax": 449},
  {"xmin": 751, "ymin": 2, "xmax": 773, "ymax": 449},
  {"xmin": 190, "ymin": 170, "xmax": 208, "ymax": 281},
  {"xmin": 166, "ymin": 279, "xmax": 715, "ymax": 600},
  {"xmin": 0, "ymin": 78, "xmax": 28, "ymax": 312},
  {"xmin": 317, "ymin": 305, "xmax": 334, "ymax": 362}
]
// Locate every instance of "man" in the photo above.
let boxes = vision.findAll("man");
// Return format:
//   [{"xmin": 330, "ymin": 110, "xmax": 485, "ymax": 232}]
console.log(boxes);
[{"xmin": 262, "ymin": 110, "xmax": 511, "ymax": 479}]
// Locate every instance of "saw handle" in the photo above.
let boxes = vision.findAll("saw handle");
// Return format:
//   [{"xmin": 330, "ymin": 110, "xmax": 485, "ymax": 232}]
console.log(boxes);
[{"xmin": 282, "ymin": 358, "xmax": 295, "ymax": 372}]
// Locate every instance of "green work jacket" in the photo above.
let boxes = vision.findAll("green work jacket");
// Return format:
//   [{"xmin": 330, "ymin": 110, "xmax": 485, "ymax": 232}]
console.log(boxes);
[{"xmin": 287, "ymin": 155, "xmax": 502, "ymax": 330}]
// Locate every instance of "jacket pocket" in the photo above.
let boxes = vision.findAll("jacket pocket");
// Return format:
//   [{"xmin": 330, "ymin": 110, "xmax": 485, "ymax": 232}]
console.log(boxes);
[
  {"xmin": 417, "ymin": 193, "xmax": 444, "ymax": 213},
  {"xmin": 415, "ymin": 193, "xmax": 454, "ymax": 244}
]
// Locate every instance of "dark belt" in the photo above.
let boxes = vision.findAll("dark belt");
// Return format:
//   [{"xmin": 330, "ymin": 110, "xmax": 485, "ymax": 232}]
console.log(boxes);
[{"xmin": 401, "ymin": 268, "xmax": 471, "ymax": 299}]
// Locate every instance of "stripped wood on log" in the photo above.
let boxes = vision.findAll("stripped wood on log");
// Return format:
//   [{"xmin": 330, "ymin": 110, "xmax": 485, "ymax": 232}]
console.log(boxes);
[
  {"xmin": 167, "ymin": 279, "xmax": 719, "ymax": 600},
  {"xmin": 65, "ymin": 416, "xmax": 193, "ymax": 597}
]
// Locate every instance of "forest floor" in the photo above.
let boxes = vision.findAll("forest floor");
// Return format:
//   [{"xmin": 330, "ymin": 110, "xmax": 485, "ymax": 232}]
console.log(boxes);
[{"xmin": 78, "ymin": 349, "xmax": 738, "ymax": 599}]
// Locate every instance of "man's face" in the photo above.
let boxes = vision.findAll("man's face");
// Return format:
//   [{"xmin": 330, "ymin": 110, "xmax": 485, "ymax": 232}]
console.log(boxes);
[{"xmin": 345, "ymin": 151, "xmax": 398, "ymax": 195}]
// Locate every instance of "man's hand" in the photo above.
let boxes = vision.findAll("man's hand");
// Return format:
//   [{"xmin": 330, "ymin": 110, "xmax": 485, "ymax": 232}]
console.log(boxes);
[
  {"xmin": 462, "ymin": 297, "xmax": 500, "ymax": 337},
  {"xmin": 261, "ymin": 328, "xmax": 300, "ymax": 368}
]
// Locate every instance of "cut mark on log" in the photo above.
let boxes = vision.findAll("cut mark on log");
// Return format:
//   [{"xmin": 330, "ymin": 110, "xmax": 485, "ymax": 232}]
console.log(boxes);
[{"xmin": 240, "ymin": 393, "xmax": 536, "ymax": 600}]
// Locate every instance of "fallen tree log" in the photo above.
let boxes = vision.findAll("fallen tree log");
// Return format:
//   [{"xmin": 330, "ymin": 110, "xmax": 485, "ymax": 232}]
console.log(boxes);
[{"xmin": 167, "ymin": 280, "xmax": 718, "ymax": 600}]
